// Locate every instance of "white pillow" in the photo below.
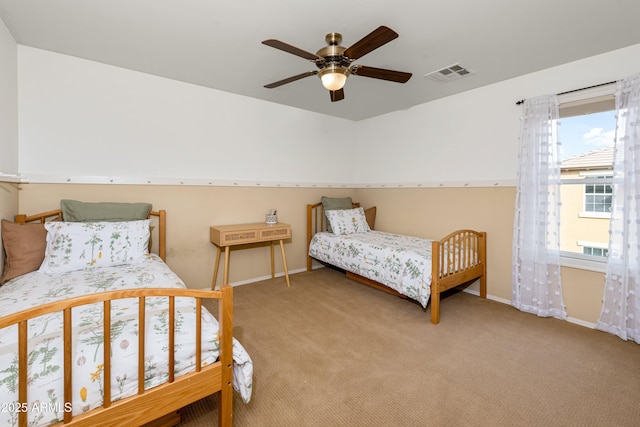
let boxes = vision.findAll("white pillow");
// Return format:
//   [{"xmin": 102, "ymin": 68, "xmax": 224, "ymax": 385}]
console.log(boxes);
[
  {"xmin": 325, "ymin": 207, "xmax": 371, "ymax": 235},
  {"xmin": 40, "ymin": 220, "xmax": 150, "ymax": 273}
]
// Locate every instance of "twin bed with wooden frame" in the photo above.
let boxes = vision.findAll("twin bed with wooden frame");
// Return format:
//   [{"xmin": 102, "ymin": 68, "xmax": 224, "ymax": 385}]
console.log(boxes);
[
  {"xmin": 306, "ymin": 201, "xmax": 487, "ymax": 324},
  {"xmin": 0, "ymin": 207, "xmax": 251, "ymax": 427}
]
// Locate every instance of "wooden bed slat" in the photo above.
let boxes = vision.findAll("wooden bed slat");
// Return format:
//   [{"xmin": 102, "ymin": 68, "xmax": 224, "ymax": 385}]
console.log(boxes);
[
  {"xmin": 196, "ymin": 298, "xmax": 202, "ymax": 372},
  {"xmin": 18, "ymin": 321, "xmax": 27, "ymax": 427},
  {"xmin": 168, "ymin": 296, "xmax": 175, "ymax": 383},
  {"xmin": 103, "ymin": 300, "xmax": 112, "ymax": 408},
  {"xmin": 64, "ymin": 308, "xmax": 73, "ymax": 423},
  {"xmin": 218, "ymin": 285, "xmax": 234, "ymax": 427},
  {"xmin": 138, "ymin": 296, "xmax": 146, "ymax": 395}
]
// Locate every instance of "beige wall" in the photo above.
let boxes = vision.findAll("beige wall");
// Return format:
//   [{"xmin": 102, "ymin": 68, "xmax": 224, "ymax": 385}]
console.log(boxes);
[
  {"xmin": 16, "ymin": 183, "xmax": 607, "ymax": 325},
  {"xmin": 561, "ymin": 266, "xmax": 605, "ymax": 324}
]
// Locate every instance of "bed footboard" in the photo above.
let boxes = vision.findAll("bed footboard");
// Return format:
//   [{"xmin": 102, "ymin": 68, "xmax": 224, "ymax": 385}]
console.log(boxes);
[
  {"xmin": 430, "ymin": 230, "xmax": 487, "ymax": 324},
  {"xmin": 0, "ymin": 286, "xmax": 234, "ymax": 427}
]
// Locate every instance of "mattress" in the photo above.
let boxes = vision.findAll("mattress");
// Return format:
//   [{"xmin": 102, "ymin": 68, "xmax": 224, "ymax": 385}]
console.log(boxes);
[
  {"xmin": 0, "ymin": 254, "xmax": 252, "ymax": 426},
  {"xmin": 309, "ymin": 230, "xmax": 434, "ymax": 307}
]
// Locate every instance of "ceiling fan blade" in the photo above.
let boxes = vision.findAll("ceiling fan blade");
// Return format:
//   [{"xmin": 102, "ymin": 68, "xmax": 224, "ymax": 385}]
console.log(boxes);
[
  {"xmin": 330, "ymin": 88, "xmax": 345, "ymax": 102},
  {"xmin": 342, "ymin": 26, "xmax": 399, "ymax": 60},
  {"xmin": 262, "ymin": 39, "xmax": 324, "ymax": 62},
  {"xmin": 264, "ymin": 71, "xmax": 317, "ymax": 88},
  {"xmin": 351, "ymin": 65, "xmax": 412, "ymax": 83}
]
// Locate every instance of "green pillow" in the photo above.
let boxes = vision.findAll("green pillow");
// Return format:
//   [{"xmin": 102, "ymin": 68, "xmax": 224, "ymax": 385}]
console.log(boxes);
[
  {"xmin": 61, "ymin": 200, "xmax": 152, "ymax": 222},
  {"xmin": 321, "ymin": 196, "xmax": 353, "ymax": 233}
]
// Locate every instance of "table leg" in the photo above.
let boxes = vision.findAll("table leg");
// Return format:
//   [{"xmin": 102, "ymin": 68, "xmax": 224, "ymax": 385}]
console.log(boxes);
[
  {"xmin": 212, "ymin": 246, "xmax": 222, "ymax": 290},
  {"xmin": 223, "ymin": 246, "xmax": 230, "ymax": 285},
  {"xmin": 279, "ymin": 239, "xmax": 290, "ymax": 287},
  {"xmin": 270, "ymin": 241, "xmax": 275, "ymax": 279}
]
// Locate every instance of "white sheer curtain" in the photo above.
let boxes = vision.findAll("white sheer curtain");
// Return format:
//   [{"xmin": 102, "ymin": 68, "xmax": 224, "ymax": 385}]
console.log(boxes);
[
  {"xmin": 596, "ymin": 72, "xmax": 640, "ymax": 343},
  {"xmin": 512, "ymin": 95, "xmax": 567, "ymax": 319}
]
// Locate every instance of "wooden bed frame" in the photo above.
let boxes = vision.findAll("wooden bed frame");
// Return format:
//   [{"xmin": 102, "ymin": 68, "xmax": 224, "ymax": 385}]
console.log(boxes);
[
  {"xmin": 2, "ymin": 209, "xmax": 234, "ymax": 427},
  {"xmin": 306, "ymin": 202, "xmax": 487, "ymax": 324}
]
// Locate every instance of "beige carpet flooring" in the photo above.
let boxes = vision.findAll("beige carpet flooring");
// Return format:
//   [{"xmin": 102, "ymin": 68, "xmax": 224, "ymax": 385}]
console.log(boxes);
[{"xmin": 179, "ymin": 267, "xmax": 640, "ymax": 427}]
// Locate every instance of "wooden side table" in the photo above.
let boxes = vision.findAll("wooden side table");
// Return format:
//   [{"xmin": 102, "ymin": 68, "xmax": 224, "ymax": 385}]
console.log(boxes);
[{"xmin": 210, "ymin": 222, "xmax": 292, "ymax": 289}]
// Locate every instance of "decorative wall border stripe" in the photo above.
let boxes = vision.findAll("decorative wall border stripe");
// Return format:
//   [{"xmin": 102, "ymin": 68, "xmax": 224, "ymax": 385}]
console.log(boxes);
[
  {"xmin": 2, "ymin": 173, "xmax": 517, "ymax": 188},
  {"xmin": 0, "ymin": 173, "xmax": 21, "ymax": 183}
]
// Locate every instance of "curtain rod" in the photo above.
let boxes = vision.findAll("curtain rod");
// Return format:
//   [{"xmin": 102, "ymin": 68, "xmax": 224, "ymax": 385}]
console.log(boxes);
[{"xmin": 515, "ymin": 80, "xmax": 616, "ymax": 105}]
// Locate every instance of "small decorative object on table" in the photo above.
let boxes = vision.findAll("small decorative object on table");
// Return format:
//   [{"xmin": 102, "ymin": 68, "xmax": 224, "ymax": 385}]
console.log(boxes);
[{"xmin": 266, "ymin": 209, "xmax": 277, "ymax": 224}]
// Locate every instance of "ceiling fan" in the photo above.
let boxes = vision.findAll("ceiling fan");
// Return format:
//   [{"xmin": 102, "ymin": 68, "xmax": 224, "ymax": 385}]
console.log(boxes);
[{"xmin": 262, "ymin": 26, "xmax": 412, "ymax": 102}]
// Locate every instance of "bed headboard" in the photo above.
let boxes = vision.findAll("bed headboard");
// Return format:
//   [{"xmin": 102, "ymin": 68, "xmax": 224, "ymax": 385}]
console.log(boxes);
[{"xmin": 14, "ymin": 209, "xmax": 167, "ymax": 262}]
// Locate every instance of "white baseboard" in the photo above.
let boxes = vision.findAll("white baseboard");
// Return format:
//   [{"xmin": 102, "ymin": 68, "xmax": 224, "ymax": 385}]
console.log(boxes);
[
  {"xmin": 565, "ymin": 317, "xmax": 597, "ymax": 329},
  {"xmin": 463, "ymin": 288, "xmax": 596, "ymax": 329},
  {"xmin": 231, "ymin": 267, "xmax": 308, "ymax": 287},
  {"xmin": 202, "ymin": 267, "xmax": 308, "ymax": 290}
]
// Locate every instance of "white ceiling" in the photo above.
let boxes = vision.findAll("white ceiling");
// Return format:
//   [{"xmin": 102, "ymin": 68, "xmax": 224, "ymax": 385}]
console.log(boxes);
[{"xmin": 1, "ymin": 0, "xmax": 640, "ymax": 121}]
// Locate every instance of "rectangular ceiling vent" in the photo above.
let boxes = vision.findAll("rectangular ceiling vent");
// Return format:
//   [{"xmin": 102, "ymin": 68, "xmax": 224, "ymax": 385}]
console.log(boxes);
[{"xmin": 424, "ymin": 63, "xmax": 474, "ymax": 83}]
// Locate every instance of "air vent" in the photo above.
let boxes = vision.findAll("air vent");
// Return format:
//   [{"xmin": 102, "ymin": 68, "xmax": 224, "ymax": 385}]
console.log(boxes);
[{"xmin": 424, "ymin": 63, "xmax": 474, "ymax": 83}]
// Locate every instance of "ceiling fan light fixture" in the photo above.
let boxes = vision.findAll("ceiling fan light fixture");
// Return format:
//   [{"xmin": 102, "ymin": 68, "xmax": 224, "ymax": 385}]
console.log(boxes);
[{"xmin": 318, "ymin": 65, "xmax": 349, "ymax": 91}]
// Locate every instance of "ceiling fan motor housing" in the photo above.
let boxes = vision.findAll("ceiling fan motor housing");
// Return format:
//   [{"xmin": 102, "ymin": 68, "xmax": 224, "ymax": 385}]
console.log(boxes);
[{"xmin": 315, "ymin": 32, "xmax": 350, "ymax": 68}]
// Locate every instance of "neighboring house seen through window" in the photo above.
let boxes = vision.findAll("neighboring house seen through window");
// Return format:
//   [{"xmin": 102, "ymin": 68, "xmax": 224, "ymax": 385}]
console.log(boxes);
[{"xmin": 558, "ymin": 86, "xmax": 615, "ymax": 271}]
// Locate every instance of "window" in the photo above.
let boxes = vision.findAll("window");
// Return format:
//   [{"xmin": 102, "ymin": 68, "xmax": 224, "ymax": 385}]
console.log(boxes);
[
  {"xmin": 584, "ymin": 179, "xmax": 612, "ymax": 213},
  {"xmin": 558, "ymin": 86, "xmax": 615, "ymax": 271},
  {"xmin": 583, "ymin": 246, "xmax": 609, "ymax": 257}
]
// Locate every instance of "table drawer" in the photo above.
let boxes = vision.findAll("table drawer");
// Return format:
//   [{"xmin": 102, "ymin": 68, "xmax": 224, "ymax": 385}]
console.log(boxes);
[
  {"xmin": 211, "ymin": 228, "xmax": 258, "ymax": 246},
  {"xmin": 259, "ymin": 226, "xmax": 291, "ymax": 241},
  {"xmin": 223, "ymin": 230, "xmax": 258, "ymax": 245}
]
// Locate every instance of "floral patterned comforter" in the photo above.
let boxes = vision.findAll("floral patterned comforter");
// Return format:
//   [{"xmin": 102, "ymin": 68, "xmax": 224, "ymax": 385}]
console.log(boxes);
[
  {"xmin": 0, "ymin": 254, "xmax": 252, "ymax": 427},
  {"xmin": 309, "ymin": 231, "xmax": 434, "ymax": 307}
]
